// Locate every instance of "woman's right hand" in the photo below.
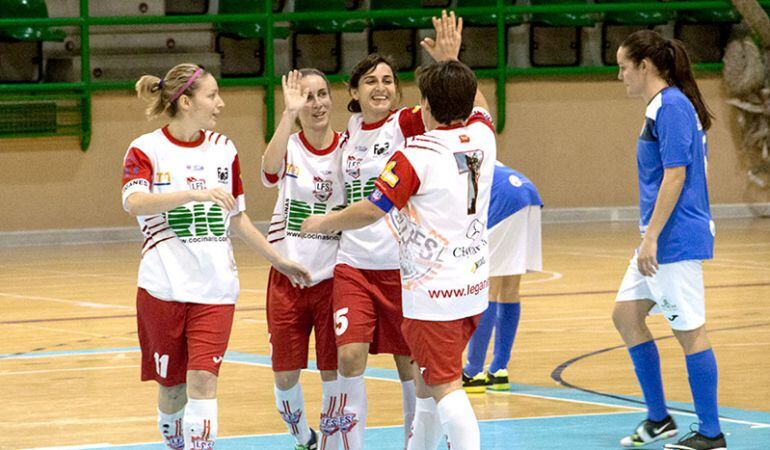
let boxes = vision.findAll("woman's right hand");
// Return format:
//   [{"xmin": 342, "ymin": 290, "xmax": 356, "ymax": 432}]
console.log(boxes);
[
  {"xmin": 282, "ymin": 70, "xmax": 309, "ymax": 114},
  {"xmin": 190, "ymin": 188, "xmax": 236, "ymax": 212}
]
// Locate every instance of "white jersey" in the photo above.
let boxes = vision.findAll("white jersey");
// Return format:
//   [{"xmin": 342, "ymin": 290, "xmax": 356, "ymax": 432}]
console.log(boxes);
[
  {"xmin": 262, "ymin": 131, "xmax": 345, "ymax": 285},
  {"xmin": 370, "ymin": 108, "xmax": 497, "ymax": 320},
  {"xmin": 337, "ymin": 106, "xmax": 425, "ymax": 269},
  {"xmin": 121, "ymin": 127, "xmax": 246, "ymax": 305}
]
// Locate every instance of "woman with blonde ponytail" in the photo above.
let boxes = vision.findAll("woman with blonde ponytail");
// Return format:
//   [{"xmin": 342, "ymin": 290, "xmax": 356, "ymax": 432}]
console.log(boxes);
[
  {"xmin": 613, "ymin": 31, "xmax": 725, "ymax": 450},
  {"xmin": 121, "ymin": 63, "xmax": 312, "ymax": 450}
]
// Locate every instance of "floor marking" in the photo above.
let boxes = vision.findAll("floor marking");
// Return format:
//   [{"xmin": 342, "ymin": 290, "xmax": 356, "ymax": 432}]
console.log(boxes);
[
  {"xmin": 0, "ymin": 292, "xmax": 132, "ymax": 310},
  {"xmin": 0, "ymin": 365, "xmax": 136, "ymax": 376},
  {"xmin": 521, "ymin": 270, "xmax": 563, "ymax": 285}
]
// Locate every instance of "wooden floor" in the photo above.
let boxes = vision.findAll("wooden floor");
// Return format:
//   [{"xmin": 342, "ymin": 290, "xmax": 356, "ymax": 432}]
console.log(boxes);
[{"xmin": 1, "ymin": 218, "xmax": 769, "ymax": 449}]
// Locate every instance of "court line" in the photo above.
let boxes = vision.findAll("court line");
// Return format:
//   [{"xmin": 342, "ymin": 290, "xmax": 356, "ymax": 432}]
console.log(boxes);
[
  {"xmin": 550, "ymin": 321, "xmax": 770, "ymax": 427},
  {"xmin": 521, "ymin": 270, "xmax": 562, "ymax": 285},
  {"xmin": 0, "ymin": 365, "xmax": 136, "ymax": 376},
  {"xmin": 0, "ymin": 292, "xmax": 133, "ymax": 310}
]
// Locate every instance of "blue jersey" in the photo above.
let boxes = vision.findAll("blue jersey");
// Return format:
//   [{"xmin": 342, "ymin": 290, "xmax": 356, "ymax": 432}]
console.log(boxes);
[
  {"xmin": 637, "ymin": 87, "xmax": 714, "ymax": 264},
  {"xmin": 488, "ymin": 162, "xmax": 543, "ymax": 229}
]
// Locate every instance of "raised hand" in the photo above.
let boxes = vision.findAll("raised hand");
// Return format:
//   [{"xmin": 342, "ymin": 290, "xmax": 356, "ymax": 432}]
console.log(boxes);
[
  {"xmin": 421, "ymin": 10, "xmax": 463, "ymax": 62},
  {"xmin": 282, "ymin": 70, "xmax": 309, "ymax": 114}
]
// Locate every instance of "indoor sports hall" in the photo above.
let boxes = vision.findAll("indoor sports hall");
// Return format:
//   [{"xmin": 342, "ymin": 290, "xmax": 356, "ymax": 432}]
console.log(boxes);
[{"xmin": 1, "ymin": 1, "xmax": 769, "ymax": 450}]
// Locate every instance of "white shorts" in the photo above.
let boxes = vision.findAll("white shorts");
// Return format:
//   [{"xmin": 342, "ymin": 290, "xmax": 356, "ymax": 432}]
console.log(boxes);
[
  {"xmin": 489, "ymin": 205, "xmax": 542, "ymax": 277},
  {"xmin": 615, "ymin": 254, "xmax": 706, "ymax": 331}
]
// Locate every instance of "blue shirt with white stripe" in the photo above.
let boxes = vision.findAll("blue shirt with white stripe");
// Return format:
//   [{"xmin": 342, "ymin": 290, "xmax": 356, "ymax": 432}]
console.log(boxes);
[
  {"xmin": 488, "ymin": 162, "xmax": 543, "ymax": 229},
  {"xmin": 637, "ymin": 87, "xmax": 714, "ymax": 264}
]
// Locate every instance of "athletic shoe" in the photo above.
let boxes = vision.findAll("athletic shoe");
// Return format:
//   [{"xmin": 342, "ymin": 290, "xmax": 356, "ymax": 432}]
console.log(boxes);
[
  {"xmin": 462, "ymin": 371, "xmax": 489, "ymax": 393},
  {"xmin": 620, "ymin": 416, "xmax": 678, "ymax": 447},
  {"xmin": 664, "ymin": 430, "xmax": 727, "ymax": 450},
  {"xmin": 487, "ymin": 368, "xmax": 510, "ymax": 391},
  {"xmin": 295, "ymin": 428, "xmax": 318, "ymax": 450}
]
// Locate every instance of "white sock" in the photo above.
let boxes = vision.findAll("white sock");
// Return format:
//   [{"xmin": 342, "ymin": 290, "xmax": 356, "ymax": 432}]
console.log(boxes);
[
  {"xmin": 401, "ymin": 380, "xmax": 416, "ymax": 448},
  {"xmin": 406, "ymin": 397, "xmax": 444, "ymax": 450},
  {"xmin": 274, "ymin": 383, "xmax": 312, "ymax": 445},
  {"xmin": 437, "ymin": 390, "xmax": 479, "ymax": 450},
  {"xmin": 183, "ymin": 398, "xmax": 217, "ymax": 449},
  {"xmin": 320, "ymin": 379, "xmax": 342, "ymax": 450},
  {"xmin": 157, "ymin": 407, "xmax": 184, "ymax": 450},
  {"xmin": 338, "ymin": 374, "xmax": 367, "ymax": 450}
]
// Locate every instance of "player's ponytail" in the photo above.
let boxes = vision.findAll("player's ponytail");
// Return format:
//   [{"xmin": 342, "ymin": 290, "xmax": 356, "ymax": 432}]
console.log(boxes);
[
  {"xmin": 620, "ymin": 30, "xmax": 713, "ymax": 130},
  {"xmin": 135, "ymin": 63, "xmax": 206, "ymax": 120}
]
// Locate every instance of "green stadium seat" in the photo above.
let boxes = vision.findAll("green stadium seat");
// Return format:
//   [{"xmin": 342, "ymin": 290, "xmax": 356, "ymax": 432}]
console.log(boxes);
[
  {"xmin": 292, "ymin": 0, "xmax": 364, "ymax": 73},
  {"xmin": 597, "ymin": 0, "xmax": 674, "ymax": 26},
  {"xmin": 0, "ymin": 0, "xmax": 65, "ymax": 42},
  {"xmin": 673, "ymin": 1, "xmax": 740, "ymax": 63},
  {"xmin": 530, "ymin": 1, "xmax": 599, "ymax": 66},
  {"xmin": 597, "ymin": 0, "xmax": 674, "ymax": 66},
  {"xmin": 369, "ymin": 0, "xmax": 432, "ymax": 70},
  {"xmin": 217, "ymin": 1, "xmax": 286, "ymax": 77},
  {"xmin": 455, "ymin": 0, "xmax": 523, "ymax": 69}
]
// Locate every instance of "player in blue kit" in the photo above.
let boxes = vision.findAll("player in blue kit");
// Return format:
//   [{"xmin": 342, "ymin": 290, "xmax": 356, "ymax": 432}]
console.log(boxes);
[
  {"xmin": 461, "ymin": 162, "xmax": 542, "ymax": 393},
  {"xmin": 613, "ymin": 30, "xmax": 724, "ymax": 450}
]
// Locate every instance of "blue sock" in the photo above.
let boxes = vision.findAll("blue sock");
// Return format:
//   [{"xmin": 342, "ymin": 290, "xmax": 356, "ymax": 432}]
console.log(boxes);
[
  {"xmin": 489, "ymin": 302, "xmax": 521, "ymax": 373},
  {"xmin": 686, "ymin": 349, "xmax": 721, "ymax": 438},
  {"xmin": 628, "ymin": 340, "xmax": 668, "ymax": 422},
  {"xmin": 464, "ymin": 302, "xmax": 497, "ymax": 376}
]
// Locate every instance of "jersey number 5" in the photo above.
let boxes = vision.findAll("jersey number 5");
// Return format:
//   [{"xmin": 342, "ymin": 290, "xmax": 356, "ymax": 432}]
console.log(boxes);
[{"xmin": 454, "ymin": 151, "xmax": 484, "ymax": 215}]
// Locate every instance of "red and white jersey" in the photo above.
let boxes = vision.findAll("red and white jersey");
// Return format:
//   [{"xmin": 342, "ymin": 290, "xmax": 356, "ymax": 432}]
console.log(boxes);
[
  {"xmin": 337, "ymin": 106, "xmax": 425, "ymax": 269},
  {"xmin": 371, "ymin": 108, "xmax": 497, "ymax": 321},
  {"xmin": 121, "ymin": 126, "xmax": 246, "ymax": 305},
  {"xmin": 262, "ymin": 131, "xmax": 345, "ymax": 285}
]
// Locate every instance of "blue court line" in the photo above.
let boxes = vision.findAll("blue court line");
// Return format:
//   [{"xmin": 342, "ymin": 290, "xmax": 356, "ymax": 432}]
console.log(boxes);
[{"xmin": 7, "ymin": 346, "xmax": 770, "ymax": 428}]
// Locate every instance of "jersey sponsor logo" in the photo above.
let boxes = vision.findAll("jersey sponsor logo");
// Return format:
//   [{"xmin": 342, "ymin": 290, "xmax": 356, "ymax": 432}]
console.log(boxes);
[
  {"xmin": 155, "ymin": 171, "xmax": 172, "ymax": 186},
  {"xmin": 380, "ymin": 160, "xmax": 400, "ymax": 188},
  {"xmin": 279, "ymin": 406, "xmax": 303, "ymax": 426},
  {"xmin": 427, "ymin": 279, "xmax": 489, "ymax": 299},
  {"xmin": 354, "ymin": 145, "xmax": 367, "ymax": 153},
  {"xmin": 186, "ymin": 164, "xmax": 205, "ymax": 171},
  {"xmin": 659, "ymin": 297, "xmax": 677, "ymax": 312},
  {"xmin": 346, "ymin": 155, "xmax": 362, "ymax": 179},
  {"xmin": 166, "ymin": 203, "xmax": 226, "ymax": 238},
  {"xmin": 453, "ymin": 150, "xmax": 484, "ymax": 214},
  {"xmin": 217, "ymin": 167, "xmax": 229, "ymax": 183},
  {"xmin": 466, "ymin": 219, "xmax": 484, "ymax": 241},
  {"xmin": 313, "ymin": 176, "xmax": 334, "ymax": 202},
  {"xmin": 186, "ymin": 176, "xmax": 206, "ymax": 190},
  {"xmin": 373, "ymin": 141, "xmax": 390, "ymax": 156},
  {"xmin": 471, "ymin": 256, "xmax": 486, "ymax": 273},
  {"xmin": 284, "ymin": 198, "xmax": 344, "ymax": 233},
  {"xmin": 459, "ymin": 134, "xmax": 470, "ymax": 143},
  {"xmin": 508, "ymin": 174, "xmax": 523, "ymax": 187},
  {"xmin": 397, "ymin": 211, "xmax": 449, "ymax": 289},
  {"xmin": 346, "ymin": 177, "xmax": 377, "ymax": 204},
  {"xmin": 122, "ymin": 178, "xmax": 149, "ymax": 192},
  {"xmin": 286, "ymin": 163, "xmax": 301, "ymax": 178}
]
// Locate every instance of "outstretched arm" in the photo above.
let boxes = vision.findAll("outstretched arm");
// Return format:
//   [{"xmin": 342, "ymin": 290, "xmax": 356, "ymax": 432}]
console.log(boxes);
[{"xmin": 262, "ymin": 70, "xmax": 309, "ymax": 175}]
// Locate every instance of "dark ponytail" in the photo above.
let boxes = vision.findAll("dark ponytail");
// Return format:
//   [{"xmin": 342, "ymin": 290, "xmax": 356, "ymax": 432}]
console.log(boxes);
[{"xmin": 621, "ymin": 30, "xmax": 714, "ymax": 130}]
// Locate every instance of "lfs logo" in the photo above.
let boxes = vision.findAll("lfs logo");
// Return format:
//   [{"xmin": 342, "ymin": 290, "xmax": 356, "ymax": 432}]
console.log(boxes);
[
  {"xmin": 313, "ymin": 177, "xmax": 333, "ymax": 202},
  {"xmin": 186, "ymin": 176, "xmax": 206, "ymax": 190}
]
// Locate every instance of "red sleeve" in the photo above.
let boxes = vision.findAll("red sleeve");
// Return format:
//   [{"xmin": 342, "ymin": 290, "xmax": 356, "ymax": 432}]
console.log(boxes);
[
  {"xmin": 262, "ymin": 153, "xmax": 287, "ymax": 184},
  {"xmin": 373, "ymin": 151, "xmax": 421, "ymax": 210},
  {"xmin": 398, "ymin": 107, "xmax": 425, "ymax": 138},
  {"xmin": 122, "ymin": 147, "xmax": 153, "ymax": 187},
  {"xmin": 232, "ymin": 154, "xmax": 244, "ymax": 197}
]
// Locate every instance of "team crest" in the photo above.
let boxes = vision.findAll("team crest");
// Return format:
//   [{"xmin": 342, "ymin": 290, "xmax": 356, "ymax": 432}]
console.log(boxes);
[
  {"xmin": 346, "ymin": 155, "xmax": 362, "ymax": 179},
  {"xmin": 186, "ymin": 176, "xmax": 206, "ymax": 190},
  {"xmin": 373, "ymin": 141, "xmax": 390, "ymax": 156},
  {"xmin": 279, "ymin": 407, "xmax": 303, "ymax": 426},
  {"xmin": 313, "ymin": 176, "xmax": 333, "ymax": 202},
  {"xmin": 217, "ymin": 167, "xmax": 229, "ymax": 183}
]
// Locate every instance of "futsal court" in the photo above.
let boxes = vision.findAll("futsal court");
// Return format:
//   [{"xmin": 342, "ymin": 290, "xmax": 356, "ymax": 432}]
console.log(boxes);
[{"xmin": 2, "ymin": 218, "xmax": 768, "ymax": 450}]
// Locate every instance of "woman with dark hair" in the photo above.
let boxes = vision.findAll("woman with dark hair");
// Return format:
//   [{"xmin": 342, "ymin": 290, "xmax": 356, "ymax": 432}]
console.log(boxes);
[
  {"xmin": 613, "ymin": 30, "xmax": 724, "ymax": 450},
  {"xmin": 261, "ymin": 68, "xmax": 345, "ymax": 450},
  {"xmin": 124, "ymin": 63, "xmax": 311, "ymax": 449},
  {"xmin": 328, "ymin": 11, "xmax": 489, "ymax": 449}
]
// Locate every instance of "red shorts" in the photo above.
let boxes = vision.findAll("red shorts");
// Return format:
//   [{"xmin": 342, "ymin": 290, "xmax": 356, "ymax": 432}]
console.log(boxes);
[
  {"xmin": 136, "ymin": 288, "xmax": 235, "ymax": 387},
  {"xmin": 332, "ymin": 264, "xmax": 410, "ymax": 355},
  {"xmin": 401, "ymin": 314, "xmax": 481, "ymax": 385},
  {"xmin": 266, "ymin": 268, "xmax": 337, "ymax": 371}
]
